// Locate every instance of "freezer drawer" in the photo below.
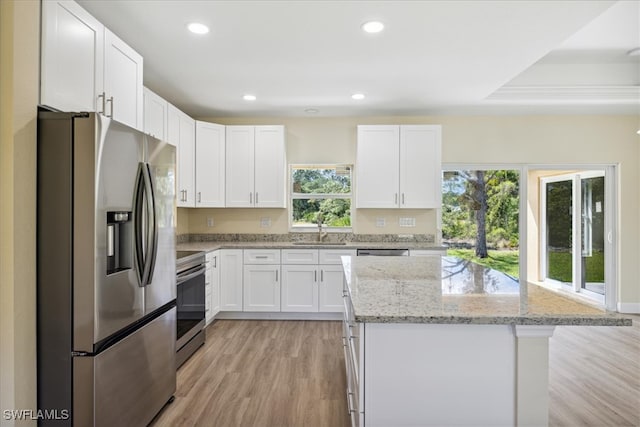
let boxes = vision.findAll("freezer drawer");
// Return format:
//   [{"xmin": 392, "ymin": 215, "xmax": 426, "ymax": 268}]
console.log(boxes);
[{"xmin": 73, "ymin": 307, "xmax": 176, "ymax": 427}]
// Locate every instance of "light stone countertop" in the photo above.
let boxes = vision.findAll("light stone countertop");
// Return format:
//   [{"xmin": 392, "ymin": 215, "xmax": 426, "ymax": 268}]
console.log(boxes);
[
  {"xmin": 343, "ymin": 255, "xmax": 632, "ymax": 326},
  {"xmin": 177, "ymin": 241, "xmax": 447, "ymax": 252}
]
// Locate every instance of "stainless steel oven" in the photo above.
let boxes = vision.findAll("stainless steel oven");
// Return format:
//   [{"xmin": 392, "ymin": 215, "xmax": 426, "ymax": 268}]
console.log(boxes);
[{"xmin": 176, "ymin": 251, "xmax": 206, "ymax": 367}]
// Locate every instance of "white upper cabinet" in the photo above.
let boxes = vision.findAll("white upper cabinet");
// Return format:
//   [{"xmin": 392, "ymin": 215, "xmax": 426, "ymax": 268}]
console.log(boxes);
[
  {"xmin": 195, "ymin": 122, "xmax": 226, "ymax": 207},
  {"xmin": 399, "ymin": 125, "xmax": 442, "ymax": 208},
  {"xmin": 41, "ymin": 1, "xmax": 144, "ymax": 130},
  {"xmin": 41, "ymin": 0, "xmax": 104, "ymax": 112},
  {"xmin": 356, "ymin": 126, "xmax": 400, "ymax": 209},
  {"xmin": 143, "ymin": 87, "xmax": 168, "ymax": 142},
  {"xmin": 356, "ymin": 125, "xmax": 441, "ymax": 209},
  {"xmin": 226, "ymin": 125, "xmax": 286, "ymax": 208},
  {"xmin": 225, "ymin": 126, "xmax": 255, "ymax": 207},
  {"xmin": 168, "ymin": 104, "xmax": 195, "ymax": 207},
  {"xmin": 254, "ymin": 126, "xmax": 286, "ymax": 208},
  {"xmin": 103, "ymin": 29, "xmax": 143, "ymax": 130}
]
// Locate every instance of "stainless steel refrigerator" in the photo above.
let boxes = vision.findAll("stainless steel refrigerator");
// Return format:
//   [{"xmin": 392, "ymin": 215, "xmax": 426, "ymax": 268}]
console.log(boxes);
[{"xmin": 37, "ymin": 111, "xmax": 177, "ymax": 426}]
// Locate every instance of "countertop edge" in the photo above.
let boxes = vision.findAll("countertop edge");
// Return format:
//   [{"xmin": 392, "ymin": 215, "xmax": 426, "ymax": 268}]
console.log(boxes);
[{"xmin": 353, "ymin": 314, "xmax": 632, "ymax": 326}]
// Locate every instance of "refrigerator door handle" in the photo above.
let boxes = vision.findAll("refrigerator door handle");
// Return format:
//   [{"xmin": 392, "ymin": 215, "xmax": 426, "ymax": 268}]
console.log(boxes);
[
  {"xmin": 143, "ymin": 163, "xmax": 158, "ymax": 285},
  {"xmin": 134, "ymin": 163, "xmax": 147, "ymax": 287}
]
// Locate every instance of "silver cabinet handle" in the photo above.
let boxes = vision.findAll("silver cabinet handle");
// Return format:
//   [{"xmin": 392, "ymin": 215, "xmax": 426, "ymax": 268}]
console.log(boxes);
[
  {"xmin": 256, "ymin": 192, "xmax": 259, "ymax": 204},
  {"xmin": 346, "ymin": 390, "xmax": 356, "ymax": 415},
  {"xmin": 198, "ymin": 192, "xmax": 202, "ymax": 203},
  {"xmin": 184, "ymin": 190, "xmax": 188, "ymax": 201},
  {"xmin": 97, "ymin": 92, "xmax": 106, "ymax": 114},
  {"xmin": 402, "ymin": 193, "xmax": 405, "ymax": 205},
  {"xmin": 314, "ymin": 270, "xmax": 317, "ymax": 282},
  {"xmin": 106, "ymin": 96, "xmax": 114, "ymax": 118},
  {"xmin": 255, "ymin": 255, "xmax": 268, "ymax": 259},
  {"xmin": 275, "ymin": 269, "xmax": 278, "ymax": 282},
  {"xmin": 213, "ymin": 256, "xmax": 217, "ymax": 268},
  {"xmin": 249, "ymin": 192, "xmax": 253, "ymax": 204},
  {"xmin": 395, "ymin": 193, "xmax": 398, "ymax": 204},
  {"xmin": 321, "ymin": 269, "xmax": 324, "ymax": 282}
]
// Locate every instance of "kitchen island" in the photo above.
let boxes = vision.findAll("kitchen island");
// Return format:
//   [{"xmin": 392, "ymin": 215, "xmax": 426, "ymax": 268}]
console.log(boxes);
[{"xmin": 341, "ymin": 255, "xmax": 631, "ymax": 427}]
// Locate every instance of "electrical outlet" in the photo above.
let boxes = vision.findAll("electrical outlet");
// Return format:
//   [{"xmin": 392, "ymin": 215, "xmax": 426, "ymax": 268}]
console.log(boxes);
[
  {"xmin": 399, "ymin": 217, "xmax": 416, "ymax": 227},
  {"xmin": 206, "ymin": 217, "xmax": 214, "ymax": 227},
  {"xmin": 260, "ymin": 217, "xmax": 271, "ymax": 228},
  {"xmin": 376, "ymin": 217, "xmax": 386, "ymax": 227}
]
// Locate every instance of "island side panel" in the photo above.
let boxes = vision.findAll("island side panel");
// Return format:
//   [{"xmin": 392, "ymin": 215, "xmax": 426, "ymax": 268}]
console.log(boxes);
[
  {"xmin": 514, "ymin": 325, "xmax": 556, "ymax": 427},
  {"xmin": 363, "ymin": 322, "xmax": 516, "ymax": 427}
]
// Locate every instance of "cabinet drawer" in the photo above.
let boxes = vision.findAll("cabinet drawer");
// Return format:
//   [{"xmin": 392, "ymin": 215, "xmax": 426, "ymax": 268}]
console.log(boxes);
[
  {"xmin": 243, "ymin": 249, "xmax": 281, "ymax": 264},
  {"xmin": 319, "ymin": 249, "xmax": 356, "ymax": 265},
  {"xmin": 281, "ymin": 249, "xmax": 319, "ymax": 264}
]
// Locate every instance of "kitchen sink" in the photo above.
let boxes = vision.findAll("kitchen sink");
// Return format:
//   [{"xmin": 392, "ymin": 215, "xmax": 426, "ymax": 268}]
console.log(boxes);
[{"xmin": 292, "ymin": 242, "xmax": 347, "ymax": 246}]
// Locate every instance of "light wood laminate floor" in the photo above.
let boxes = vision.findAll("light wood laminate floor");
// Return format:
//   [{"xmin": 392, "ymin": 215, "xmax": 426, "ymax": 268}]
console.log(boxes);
[{"xmin": 152, "ymin": 318, "xmax": 639, "ymax": 427}]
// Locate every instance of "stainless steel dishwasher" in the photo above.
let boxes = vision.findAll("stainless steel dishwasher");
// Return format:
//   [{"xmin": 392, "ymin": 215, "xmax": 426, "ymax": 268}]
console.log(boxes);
[{"xmin": 356, "ymin": 248, "xmax": 409, "ymax": 256}]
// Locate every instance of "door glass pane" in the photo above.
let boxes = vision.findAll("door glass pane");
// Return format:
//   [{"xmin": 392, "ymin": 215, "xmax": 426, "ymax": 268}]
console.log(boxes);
[
  {"xmin": 581, "ymin": 176, "xmax": 605, "ymax": 294},
  {"xmin": 546, "ymin": 180, "xmax": 573, "ymax": 284}
]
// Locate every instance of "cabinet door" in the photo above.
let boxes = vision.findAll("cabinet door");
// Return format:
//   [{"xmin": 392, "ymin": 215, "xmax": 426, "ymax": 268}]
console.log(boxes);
[
  {"xmin": 356, "ymin": 125, "xmax": 400, "ymax": 208},
  {"xmin": 219, "ymin": 249, "xmax": 243, "ymax": 311},
  {"xmin": 195, "ymin": 122, "xmax": 225, "ymax": 207},
  {"xmin": 225, "ymin": 126, "xmax": 255, "ymax": 207},
  {"xmin": 281, "ymin": 265, "xmax": 318, "ymax": 312},
  {"xmin": 177, "ymin": 113, "xmax": 195, "ymax": 207},
  {"xmin": 166, "ymin": 104, "xmax": 180, "ymax": 147},
  {"xmin": 210, "ymin": 251, "xmax": 221, "ymax": 318},
  {"xmin": 318, "ymin": 265, "xmax": 345, "ymax": 312},
  {"xmin": 254, "ymin": 126, "xmax": 286, "ymax": 208},
  {"xmin": 104, "ymin": 29, "xmax": 143, "ymax": 130},
  {"xmin": 143, "ymin": 87, "xmax": 167, "ymax": 141},
  {"xmin": 243, "ymin": 265, "xmax": 281, "ymax": 312},
  {"xmin": 40, "ymin": 0, "xmax": 104, "ymax": 112},
  {"xmin": 399, "ymin": 125, "xmax": 442, "ymax": 209}
]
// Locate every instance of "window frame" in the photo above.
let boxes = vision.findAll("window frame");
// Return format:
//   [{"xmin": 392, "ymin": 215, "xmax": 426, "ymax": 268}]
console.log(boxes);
[{"xmin": 288, "ymin": 164, "xmax": 353, "ymax": 233}]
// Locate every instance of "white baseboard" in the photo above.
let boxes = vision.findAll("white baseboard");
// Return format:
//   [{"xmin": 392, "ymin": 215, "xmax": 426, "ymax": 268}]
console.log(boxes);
[
  {"xmin": 617, "ymin": 302, "xmax": 640, "ymax": 314},
  {"xmin": 214, "ymin": 311, "xmax": 343, "ymax": 321}
]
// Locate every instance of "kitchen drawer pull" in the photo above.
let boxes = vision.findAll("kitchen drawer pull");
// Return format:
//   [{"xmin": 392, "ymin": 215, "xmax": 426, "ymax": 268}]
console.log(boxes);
[
  {"xmin": 213, "ymin": 256, "xmax": 217, "ymax": 268},
  {"xmin": 275, "ymin": 270, "xmax": 278, "ymax": 282},
  {"xmin": 255, "ymin": 255, "xmax": 268, "ymax": 259},
  {"xmin": 395, "ymin": 193, "xmax": 398, "ymax": 204},
  {"xmin": 321, "ymin": 269, "xmax": 324, "ymax": 282},
  {"xmin": 249, "ymin": 192, "xmax": 253, "ymax": 204},
  {"xmin": 314, "ymin": 270, "xmax": 317, "ymax": 282},
  {"xmin": 256, "ymin": 192, "xmax": 259, "ymax": 204},
  {"xmin": 402, "ymin": 193, "xmax": 405, "ymax": 204},
  {"xmin": 198, "ymin": 192, "xmax": 202, "ymax": 203}
]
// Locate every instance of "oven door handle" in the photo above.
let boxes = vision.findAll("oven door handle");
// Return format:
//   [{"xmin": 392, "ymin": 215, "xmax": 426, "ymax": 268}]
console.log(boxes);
[{"xmin": 177, "ymin": 265, "xmax": 206, "ymax": 285}]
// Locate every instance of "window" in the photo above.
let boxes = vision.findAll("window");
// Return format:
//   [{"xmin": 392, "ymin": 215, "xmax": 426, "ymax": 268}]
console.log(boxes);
[{"xmin": 290, "ymin": 165, "xmax": 352, "ymax": 230}]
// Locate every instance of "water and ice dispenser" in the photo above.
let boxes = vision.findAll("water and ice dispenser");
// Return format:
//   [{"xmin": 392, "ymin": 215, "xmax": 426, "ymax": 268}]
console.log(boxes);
[{"xmin": 106, "ymin": 211, "xmax": 132, "ymax": 274}]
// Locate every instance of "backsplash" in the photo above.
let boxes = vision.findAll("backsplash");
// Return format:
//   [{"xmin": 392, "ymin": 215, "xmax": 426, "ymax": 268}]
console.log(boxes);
[{"xmin": 178, "ymin": 233, "xmax": 435, "ymax": 244}]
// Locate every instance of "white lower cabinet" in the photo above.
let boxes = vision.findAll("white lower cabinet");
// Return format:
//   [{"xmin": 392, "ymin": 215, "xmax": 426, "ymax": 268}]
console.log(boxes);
[
  {"xmin": 281, "ymin": 249, "xmax": 355, "ymax": 313},
  {"xmin": 243, "ymin": 264, "xmax": 281, "ymax": 312},
  {"xmin": 205, "ymin": 250, "xmax": 220, "ymax": 325},
  {"xmin": 318, "ymin": 264, "xmax": 346, "ymax": 312},
  {"xmin": 219, "ymin": 249, "xmax": 243, "ymax": 311},
  {"xmin": 243, "ymin": 249, "xmax": 281, "ymax": 312},
  {"xmin": 281, "ymin": 264, "xmax": 318, "ymax": 312}
]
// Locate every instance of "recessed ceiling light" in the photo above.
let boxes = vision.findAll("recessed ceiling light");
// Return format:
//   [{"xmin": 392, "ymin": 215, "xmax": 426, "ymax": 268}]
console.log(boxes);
[
  {"xmin": 304, "ymin": 108, "xmax": 319, "ymax": 114},
  {"xmin": 361, "ymin": 21, "xmax": 384, "ymax": 34},
  {"xmin": 351, "ymin": 93, "xmax": 365, "ymax": 100},
  {"xmin": 187, "ymin": 23, "xmax": 209, "ymax": 35},
  {"xmin": 627, "ymin": 47, "xmax": 640, "ymax": 57},
  {"xmin": 243, "ymin": 94, "xmax": 257, "ymax": 101}
]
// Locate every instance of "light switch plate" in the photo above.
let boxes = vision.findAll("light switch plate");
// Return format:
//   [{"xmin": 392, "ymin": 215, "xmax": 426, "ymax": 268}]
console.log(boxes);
[
  {"xmin": 376, "ymin": 217, "xmax": 386, "ymax": 227},
  {"xmin": 206, "ymin": 217, "xmax": 214, "ymax": 227},
  {"xmin": 260, "ymin": 217, "xmax": 271, "ymax": 228}
]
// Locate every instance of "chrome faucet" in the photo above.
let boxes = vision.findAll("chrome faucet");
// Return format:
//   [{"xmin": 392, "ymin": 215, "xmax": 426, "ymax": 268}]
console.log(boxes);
[{"xmin": 317, "ymin": 213, "xmax": 327, "ymax": 242}]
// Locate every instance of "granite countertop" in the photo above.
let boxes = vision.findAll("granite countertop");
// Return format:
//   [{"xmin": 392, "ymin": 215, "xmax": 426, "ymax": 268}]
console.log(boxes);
[
  {"xmin": 177, "ymin": 241, "xmax": 447, "ymax": 252},
  {"xmin": 343, "ymin": 255, "xmax": 632, "ymax": 326}
]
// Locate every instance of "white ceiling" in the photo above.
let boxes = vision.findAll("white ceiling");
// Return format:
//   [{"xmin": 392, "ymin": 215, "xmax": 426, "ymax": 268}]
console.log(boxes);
[{"xmin": 77, "ymin": 0, "xmax": 640, "ymax": 118}]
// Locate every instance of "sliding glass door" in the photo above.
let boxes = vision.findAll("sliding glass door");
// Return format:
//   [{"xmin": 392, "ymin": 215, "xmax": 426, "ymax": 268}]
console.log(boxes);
[{"xmin": 541, "ymin": 171, "xmax": 607, "ymax": 302}]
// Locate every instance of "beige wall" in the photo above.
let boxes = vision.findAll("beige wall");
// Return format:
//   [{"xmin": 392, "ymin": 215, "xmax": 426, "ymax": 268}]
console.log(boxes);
[{"xmin": 0, "ymin": 1, "xmax": 39, "ymax": 425}]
